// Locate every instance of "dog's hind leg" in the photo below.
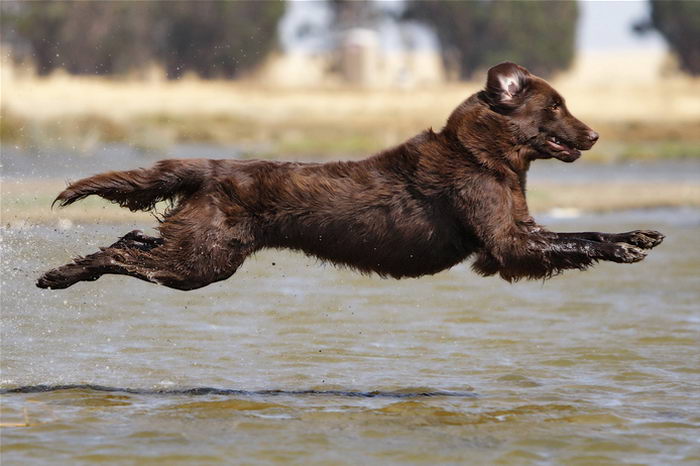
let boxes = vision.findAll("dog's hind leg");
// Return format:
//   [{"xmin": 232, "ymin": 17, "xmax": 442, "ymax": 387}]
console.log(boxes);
[
  {"xmin": 36, "ymin": 240, "xmax": 251, "ymax": 291},
  {"xmin": 108, "ymin": 229, "xmax": 164, "ymax": 251},
  {"xmin": 37, "ymin": 244, "xmax": 157, "ymax": 290},
  {"xmin": 37, "ymin": 229, "xmax": 160, "ymax": 289},
  {"xmin": 36, "ymin": 229, "xmax": 253, "ymax": 291},
  {"xmin": 39, "ymin": 193, "xmax": 258, "ymax": 290}
]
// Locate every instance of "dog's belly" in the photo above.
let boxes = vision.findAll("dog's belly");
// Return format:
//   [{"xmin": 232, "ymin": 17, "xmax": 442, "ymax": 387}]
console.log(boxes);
[
  {"xmin": 266, "ymin": 206, "xmax": 475, "ymax": 278},
  {"xmin": 325, "ymin": 232, "xmax": 473, "ymax": 278}
]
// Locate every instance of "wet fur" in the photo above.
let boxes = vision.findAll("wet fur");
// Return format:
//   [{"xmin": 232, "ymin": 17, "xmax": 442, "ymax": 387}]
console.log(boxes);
[{"xmin": 38, "ymin": 63, "xmax": 664, "ymax": 291}]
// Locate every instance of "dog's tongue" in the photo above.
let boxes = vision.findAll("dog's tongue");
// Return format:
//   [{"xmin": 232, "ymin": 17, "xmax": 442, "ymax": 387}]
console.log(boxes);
[
  {"xmin": 546, "ymin": 138, "xmax": 568, "ymax": 152},
  {"xmin": 547, "ymin": 137, "xmax": 581, "ymax": 158}
]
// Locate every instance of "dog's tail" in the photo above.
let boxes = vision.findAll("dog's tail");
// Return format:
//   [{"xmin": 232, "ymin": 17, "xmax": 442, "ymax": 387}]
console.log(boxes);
[{"xmin": 53, "ymin": 159, "xmax": 213, "ymax": 212}]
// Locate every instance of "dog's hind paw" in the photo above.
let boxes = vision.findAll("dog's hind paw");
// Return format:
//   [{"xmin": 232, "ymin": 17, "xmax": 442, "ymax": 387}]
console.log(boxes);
[
  {"xmin": 36, "ymin": 270, "xmax": 71, "ymax": 289},
  {"xmin": 36, "ymin": 265, "xmax": 96, "ymax": 290}
]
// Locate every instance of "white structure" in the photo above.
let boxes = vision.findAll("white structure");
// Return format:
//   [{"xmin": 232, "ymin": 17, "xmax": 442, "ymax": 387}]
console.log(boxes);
[{"xmin": 258, "ymin": 0, "xmax": 444, "ymax": 88}]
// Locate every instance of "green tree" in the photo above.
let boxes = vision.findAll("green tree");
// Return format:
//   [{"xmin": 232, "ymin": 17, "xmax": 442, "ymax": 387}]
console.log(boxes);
[
  {"xmin": 637, "ymin": 0, "xmax": 700, "ymax": 76},
  {"xmin": 404, "ymin": 0, "xmax": 579, "ymax": 79},
  {"xmin": 158, "ymin": 1, "xmax": 285, "ymax": 79},
  {"xmin": 0, "ymin": 1, "xmax": 285, "ymax": 79}
]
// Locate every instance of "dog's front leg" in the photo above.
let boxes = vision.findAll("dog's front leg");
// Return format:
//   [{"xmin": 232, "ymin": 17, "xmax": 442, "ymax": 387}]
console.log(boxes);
[
  {"xmin": 552, "ymin": 231, "xmax": 664, "ymax": 250},
  {"xmin": 480, "ymin": 235, "xmax": 649, "ymax": 281},
  {"xmin": 460, "ymin": 181, "xmax": 652, "ymax": 281},
  {"xmin": 533, "ymin": 236, "xmax": 649, "ymax": 265},
  {"xmin": 521, "ymin": 219, "xmax": 664, "ymax": 250}
]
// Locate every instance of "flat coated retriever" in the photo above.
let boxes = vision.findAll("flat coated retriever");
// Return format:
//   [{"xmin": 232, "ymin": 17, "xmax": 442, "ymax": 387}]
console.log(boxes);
[{"xmin": 38, "ymin": 62, "xmax": 664, "ymax": 291}]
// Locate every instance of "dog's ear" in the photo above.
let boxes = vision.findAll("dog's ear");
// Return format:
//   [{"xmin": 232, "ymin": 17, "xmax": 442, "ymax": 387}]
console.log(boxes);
[{"xmin": 486, "ymin": 62, "xmax": 531, "ymax": 108}]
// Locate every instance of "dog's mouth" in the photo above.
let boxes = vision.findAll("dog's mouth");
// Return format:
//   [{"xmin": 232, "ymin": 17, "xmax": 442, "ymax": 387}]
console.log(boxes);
[{"xmin": 545, "ymin": 135, "xmax": 581, "ymax": 162}]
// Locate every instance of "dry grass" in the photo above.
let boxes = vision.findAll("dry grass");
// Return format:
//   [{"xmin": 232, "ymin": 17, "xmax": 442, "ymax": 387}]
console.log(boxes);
[{"xmin": 2, "ymin": 67, "xmax": 700, "ymax": 160}]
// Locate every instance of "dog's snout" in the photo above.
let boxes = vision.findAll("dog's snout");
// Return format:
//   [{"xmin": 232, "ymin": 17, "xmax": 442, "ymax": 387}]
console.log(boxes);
[{"xmin": 587, "ymin": 130, "xmax": 599, "ymax": 143}]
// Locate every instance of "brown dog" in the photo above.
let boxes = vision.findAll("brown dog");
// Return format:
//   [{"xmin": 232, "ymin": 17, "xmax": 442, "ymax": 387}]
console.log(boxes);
[{"xmin": 38, "ymin": 62, "xmax": 664, "ymax": 291}]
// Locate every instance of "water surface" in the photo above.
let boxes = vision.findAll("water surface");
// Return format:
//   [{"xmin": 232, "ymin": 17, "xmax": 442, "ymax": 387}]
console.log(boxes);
[{"xmin": 2, "ymin": 209, "xmax": 699, "ymax": 464}]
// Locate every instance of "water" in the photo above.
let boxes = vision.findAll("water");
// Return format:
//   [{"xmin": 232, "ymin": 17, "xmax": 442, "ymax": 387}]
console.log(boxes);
[{"xmin": 1, "ymin": 207, "xmax": 699, "ymax": 464}]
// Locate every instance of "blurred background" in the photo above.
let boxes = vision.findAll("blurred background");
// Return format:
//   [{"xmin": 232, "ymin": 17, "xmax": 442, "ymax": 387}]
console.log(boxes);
[{"xmin": 1, "ymin": 0, "xmax": 699, "ymax": 224}]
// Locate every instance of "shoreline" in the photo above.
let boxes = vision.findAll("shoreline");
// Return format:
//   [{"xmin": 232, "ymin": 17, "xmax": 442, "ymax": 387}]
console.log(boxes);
[{"xmin": 3, "ymin": 177, "xmax": 699, "ymax": 227}]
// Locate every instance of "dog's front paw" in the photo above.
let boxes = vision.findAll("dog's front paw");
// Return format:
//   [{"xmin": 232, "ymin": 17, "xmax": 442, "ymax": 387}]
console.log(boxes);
[
  {"xmin": 618, "ymin": 230, "xmax": 665, "ymax": 249},
  {"xmin": 610, "ymin": 243, "xmax": 648, "ymax": 263}
]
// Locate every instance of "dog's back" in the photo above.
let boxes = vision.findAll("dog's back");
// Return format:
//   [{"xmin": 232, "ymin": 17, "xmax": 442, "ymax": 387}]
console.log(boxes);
[{"xmin": 191, "ymin": 133, "xmax": 474, "ymax": 278}]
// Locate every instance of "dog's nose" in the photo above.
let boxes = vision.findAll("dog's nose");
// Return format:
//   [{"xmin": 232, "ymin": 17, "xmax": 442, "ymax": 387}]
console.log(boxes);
[{"xmin": 587, "ymin": 131, "xmax": 599, "ymax": 143}]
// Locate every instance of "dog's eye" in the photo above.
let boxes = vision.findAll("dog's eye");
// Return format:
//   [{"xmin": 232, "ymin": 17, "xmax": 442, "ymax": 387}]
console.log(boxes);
[{"xmin": 548, "ymin": 102, "xmax": 560, "ymax": 111}]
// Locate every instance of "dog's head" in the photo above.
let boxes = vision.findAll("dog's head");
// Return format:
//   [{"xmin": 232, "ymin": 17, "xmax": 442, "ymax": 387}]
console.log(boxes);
[{"xmin": 484, "ymin": 62, "xmax": 598, "ymax": 162}]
